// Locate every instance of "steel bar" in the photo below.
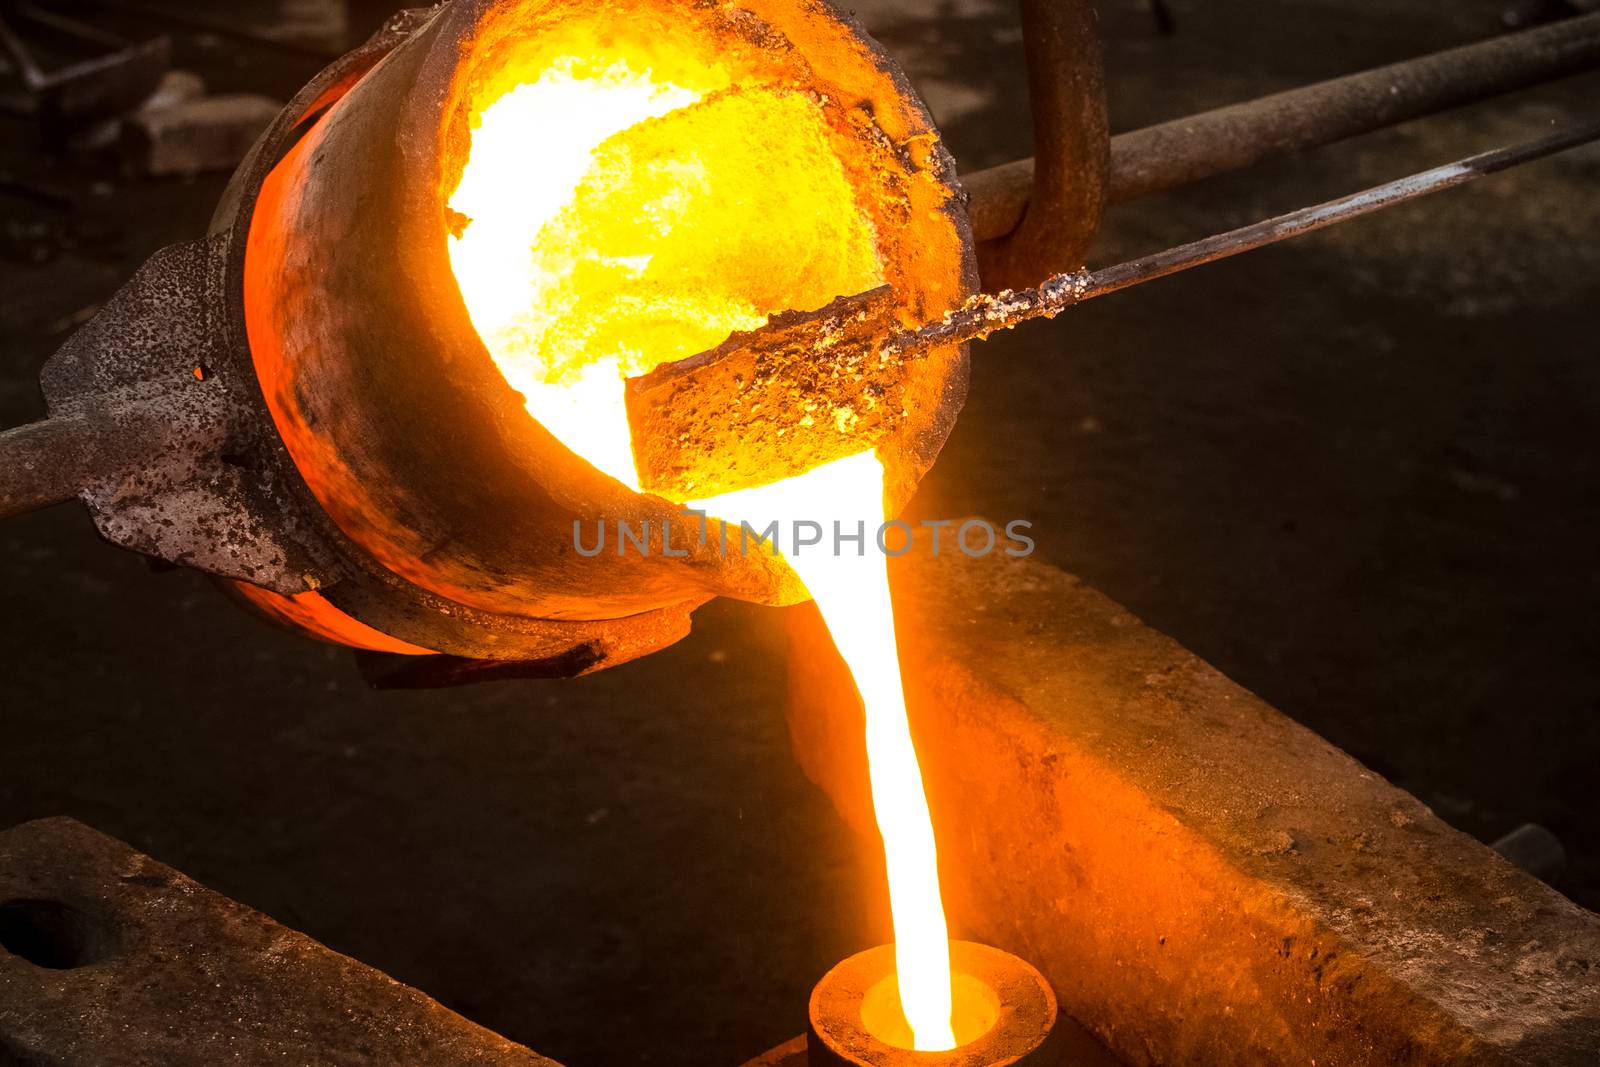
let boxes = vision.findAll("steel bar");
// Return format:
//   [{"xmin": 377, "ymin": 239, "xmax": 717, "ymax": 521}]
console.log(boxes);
[
  {"xmin": 964, "ymin": 11, "xmax": 1600, "ymax": 243},
  {"xmin": 905, "ymin": 119, "xmax": 1600, "ymax": 355},
  {"xmin": 0, "ymin": 399, "xmax": 181, "ymax": 520},
  {"xmin": 978, "ymin": 0, "xmax": 1109, "ymax": 289},
  {"xmin": 0, "ymin": 413, "xmax": 113, "ymax": 518}
]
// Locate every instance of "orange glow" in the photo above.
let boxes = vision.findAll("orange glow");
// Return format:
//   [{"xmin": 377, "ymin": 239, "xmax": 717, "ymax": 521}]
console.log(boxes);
[
  {"xmin": 446, "ymin": 38, "xmax": 954, "ymax": 1051},
  {"xmin": 229, "ymin": 583, "xmax": 433, "ymax": 655},
  {"xmin": 447, "ymin": 52, "xmax": 883, "ymax": 489},
  {"xmin": 690, "ymin": 453, "xmax": 956, "ymax": 1049}
]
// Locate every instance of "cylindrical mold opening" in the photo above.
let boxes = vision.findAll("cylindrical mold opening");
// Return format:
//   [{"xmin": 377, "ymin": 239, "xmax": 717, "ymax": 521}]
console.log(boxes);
[
  {"xmin": 240, "ymin": 0, "xmax": 975, "ymax": 629},
  {"xmin": 808, "ymin": 942, "xmax": 1061, "ymax": 1067}
]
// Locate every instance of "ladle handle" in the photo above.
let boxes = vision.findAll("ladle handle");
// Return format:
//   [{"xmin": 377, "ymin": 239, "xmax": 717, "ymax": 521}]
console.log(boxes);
[{"xmin": 0, "ymin": 395, "xmax": 185, "ymax": 520}]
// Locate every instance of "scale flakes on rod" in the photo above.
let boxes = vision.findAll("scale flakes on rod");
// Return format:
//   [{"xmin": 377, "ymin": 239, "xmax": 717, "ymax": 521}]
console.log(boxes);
[{"xmin": 626, "ymin": 119, "xmax": 1600, "ymax": 502}]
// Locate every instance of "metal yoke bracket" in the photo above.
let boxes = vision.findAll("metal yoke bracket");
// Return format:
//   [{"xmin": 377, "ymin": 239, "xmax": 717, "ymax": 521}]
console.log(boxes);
[{"xmin": 39, "ymin": 235, "xmax": 340, "ymax": 596}]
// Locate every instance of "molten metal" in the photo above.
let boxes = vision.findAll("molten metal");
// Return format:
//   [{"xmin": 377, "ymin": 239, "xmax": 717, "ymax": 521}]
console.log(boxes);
[
  {"xmin": 446, "ymin": 39, "xmax": 883, "ymax": 490},
  {"xmin": 238, "ymin": 0, "xmax": 974, "ymax": 649},
  {"xmin": 692, "ymin": 454, "xmax": 955, "ymax": 1048},
  {"xmin": 444, "ymin": 18, "xmax": 958, "ymax": 1046},
  {"xmin": 807, "ymin": 942, "xmax": 1060, "ymax": 1065}
]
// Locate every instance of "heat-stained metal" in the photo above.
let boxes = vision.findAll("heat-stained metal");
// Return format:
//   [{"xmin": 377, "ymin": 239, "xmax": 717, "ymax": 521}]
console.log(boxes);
[
  {"xmin": 964, "ymin": 11, "xmax": 1600, "ymax": 243},
  {"xmin": 975, "ymin": 0, "xmax": 1108, "ymax": 290},
  {"xmin": 628, "ymin": 120, "xmax": 1600, "ymax": 501},
  {"xmin": 626, "ymin": 286, "xmax": 898, "ymax": 499},
  {"xmin": 243, "ymin": 0, "xmax": 972, "ymax": 626},
  {"xmin": 32, "ymin": 234, "xmax": 329, "ymax": 592},
  {"xmin": 0, "ymin": 394, "xmax": 177, "ymax": 521}
]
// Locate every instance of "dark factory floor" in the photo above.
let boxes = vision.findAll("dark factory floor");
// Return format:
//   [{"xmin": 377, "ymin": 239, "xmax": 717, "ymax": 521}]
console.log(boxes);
[{"xmin": 1, "ymin": 1, "xmax": 1596, "ymax": 1064}]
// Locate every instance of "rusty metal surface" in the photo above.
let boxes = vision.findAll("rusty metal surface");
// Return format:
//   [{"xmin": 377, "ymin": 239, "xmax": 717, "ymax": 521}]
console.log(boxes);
[
  {"xmin": 0, "ymin": 817, "xmax": 561, "ymax": 1066},
  {"xmin": 627, "ymin": 286, "xmax": 897, "ymax": 498},
  {"xmin": 0, "ymin": 398, "xmax": 175, "ymax": 520},
  {"xmin": 964, "ymin": 11, "xmax": 1600, "ymax": 244},
  {"xmin": 38, "ymin": 235, "xmax": 337, "ymax": 594},
  {"xmin": 974, "ymin": 0, "xmax": 1107, "ymax": 289},
  {"xmin": 627, "ymin": 120, "xmax": 1599, "ymax": 499},
  {"xmin": 233, "ymin": 0, "xmax": 970, "ymax": 624}
]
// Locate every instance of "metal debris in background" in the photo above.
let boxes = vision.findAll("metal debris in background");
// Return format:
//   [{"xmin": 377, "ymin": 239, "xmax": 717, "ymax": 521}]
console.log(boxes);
[
  {"xmin": 627, "ymin": 119, "xmax": 1600, "ymax": 500},
  {"xmin": 0, "ymin": 1, "xmax": 169, "ymax": 134},
  {"xmin": 1492, "ymin": 822, "xmax": 1568, "ymax": 882},
  {"xmin": 0, "ymin": 2, "xmax": 280, "ymax": 173},
  {"xmin": 120, "ymin": 89, "xmax": 283, "ymax": 176},
  {"xmin": 78, "ymin": 0, "xmax": 346, "ymax": 60}
]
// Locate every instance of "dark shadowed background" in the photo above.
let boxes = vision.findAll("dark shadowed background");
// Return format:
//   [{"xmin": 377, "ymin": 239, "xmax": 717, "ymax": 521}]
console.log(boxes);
[{"xmin": 2, "ymin": 1, "xmax": 1597, "ymax": 1063}]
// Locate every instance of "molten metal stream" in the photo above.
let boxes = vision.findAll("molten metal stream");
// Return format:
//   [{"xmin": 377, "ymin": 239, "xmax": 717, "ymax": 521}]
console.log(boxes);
[
  {"xmin": 447, "ymin": 45, "xmax": 956, "ymax": 1050},
  {"xmin": 692, "ymin": 455, "xmax": 957, "ymax": 1050}
]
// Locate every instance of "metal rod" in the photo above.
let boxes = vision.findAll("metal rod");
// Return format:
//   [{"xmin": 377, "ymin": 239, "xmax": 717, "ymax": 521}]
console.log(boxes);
[
  {"xmin": 0, "ymin": 399, "xmax": 182, "ymax": 520},
  {"xmin": 964, "ymin": 12, "xmax": 1600, "ymax": 243},
  {"xmin": 978, "ymin": 0, "xmax": 1108, "ymax": 289},
  {"xmin": 895, "ymin": 120, "xmax": 1600, "ymax": 357},
  {"xmin": 0, "ymin": 413, "xmax": 110, "ymax": 518}
]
